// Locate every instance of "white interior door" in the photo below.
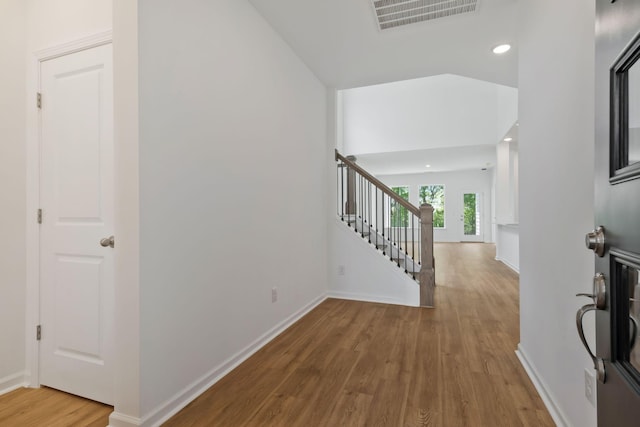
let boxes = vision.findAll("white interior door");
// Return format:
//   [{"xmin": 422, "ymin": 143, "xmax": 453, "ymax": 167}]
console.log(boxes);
[
  {"xmin": 460, "ymin": 191, "xmax": 484, "ymax": 242},
  {"xmin": 39, "ymin": 43, "xmax": 114, "ymax": 405}
]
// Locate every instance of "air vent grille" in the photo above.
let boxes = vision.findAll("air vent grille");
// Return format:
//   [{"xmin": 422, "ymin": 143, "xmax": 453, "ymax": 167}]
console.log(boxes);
[{"xmin": 372, "ymin": 0, "xmax": 478, "ymax": 30}]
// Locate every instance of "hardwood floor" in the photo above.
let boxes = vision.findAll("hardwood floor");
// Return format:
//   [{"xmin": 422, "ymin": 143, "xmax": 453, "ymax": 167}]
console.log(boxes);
[
  {"xmin": 0, "ymin": 243, "xmax": 552, "ymax": 426},
  {"xmin": 165, "ymin": 243, "xmax": 553, "ymax": 426},
  {"xmin": 0, "ymin": 386, "xmax": 111, "ymax": 426}
]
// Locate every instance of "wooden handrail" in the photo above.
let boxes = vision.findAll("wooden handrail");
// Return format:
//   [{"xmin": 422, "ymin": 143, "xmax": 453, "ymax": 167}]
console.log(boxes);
[
  {"xmin": 335, "ymin": 148, "xmax": 435, "ymax": 307},
  {"xmin": 335, "ymin": 149, "xmax": 420, "ymax": 217}
]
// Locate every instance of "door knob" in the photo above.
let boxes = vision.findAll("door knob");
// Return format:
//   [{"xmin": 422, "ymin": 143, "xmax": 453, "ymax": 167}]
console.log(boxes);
[
  {"xmin": 100, "ymin": 236, "xmax": 114, "ymax": 248},
  {"xmin": 585, "ymin": 226, "xmax": 606, "ymax": 257}
]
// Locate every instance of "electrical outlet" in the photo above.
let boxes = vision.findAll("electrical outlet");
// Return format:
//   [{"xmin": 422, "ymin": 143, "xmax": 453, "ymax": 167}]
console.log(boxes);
[
  {"xmin": 338, "ymin": 265, "xmax": 346, "ymax": 276},
  {"xmin": 584, "ymin": 368, "xmax": 596, "ymax": 406},
  {"xmin": 271, "ymin": 287, "xmax": 278, "ymax": 303}
]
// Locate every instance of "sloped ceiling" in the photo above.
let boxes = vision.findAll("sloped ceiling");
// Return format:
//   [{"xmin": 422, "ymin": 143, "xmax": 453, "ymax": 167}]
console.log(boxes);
[
  {"xmin": 342, "ymin": 74, "xmax": 517, "ymax": 155},
  {"xmin": 248, "ymin": 0, "xmax": 518, "ymax": 89},
  {"xmin": 340, "ymin": 74, "xmax": 518, "ymax": 174}
]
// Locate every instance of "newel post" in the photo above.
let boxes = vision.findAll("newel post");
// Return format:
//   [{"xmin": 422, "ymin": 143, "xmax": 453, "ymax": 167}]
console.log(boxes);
[
  {"xmin": 419, "ymin": 203, "xmax": 436, "ymax": 307},
  {"xmin": 345, "ymin": 155, "xmax": 357, "ymax": 215}
]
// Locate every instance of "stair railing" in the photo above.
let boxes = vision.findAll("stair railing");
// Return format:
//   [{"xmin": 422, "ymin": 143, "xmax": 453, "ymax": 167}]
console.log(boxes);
[{"xmin": 335, "ymin": 150, "xmax": 435, "ymax": 307}]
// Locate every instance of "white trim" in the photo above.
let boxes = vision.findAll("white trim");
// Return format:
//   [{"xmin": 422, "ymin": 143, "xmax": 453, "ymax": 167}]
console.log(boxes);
[
  {"xmin": 138, "ymin": 293, "xmax": 327, "ymax": 427},
  {"xmin": 496, "ymin": 256, "xmax": 519, "ymax": 274},
  {"xmin": 108, "ymin": 412, "xmax": 142, "ymax": 427},
  {"xmin": 34, "ymin": 30, "xmax": 112, "ymax": 61},
  {"xmin": 516, "ymin": 344, "xmax": 569, "ymax": 427},
  {"xmin": 0, "ymin": 372, "xmax": 27, "ymax": 395},
  {"xmin": 25, "ymin": 31, "xmax": 113, "ymax": 390},
  {"xmin": 327, "ymin": 291, "xmax": 422, "ymax": 308}
]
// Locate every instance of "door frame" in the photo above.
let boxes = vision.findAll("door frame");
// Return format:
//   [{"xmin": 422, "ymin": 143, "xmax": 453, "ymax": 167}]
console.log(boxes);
[{"xmin": 25, "ymin": 31, "xmax": 113, "ymax": 388}]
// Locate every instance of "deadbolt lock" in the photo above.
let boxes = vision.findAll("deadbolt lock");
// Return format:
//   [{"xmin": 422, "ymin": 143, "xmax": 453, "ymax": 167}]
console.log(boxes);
[{"xmin": 585, "ymin": 226, "xmax": 606, "ymax": 257}]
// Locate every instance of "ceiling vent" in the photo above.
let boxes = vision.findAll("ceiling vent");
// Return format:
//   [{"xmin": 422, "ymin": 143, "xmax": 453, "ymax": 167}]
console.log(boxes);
[{"xmin": 371, "ymin": 0, "xmax": 479, "ymax": 30}]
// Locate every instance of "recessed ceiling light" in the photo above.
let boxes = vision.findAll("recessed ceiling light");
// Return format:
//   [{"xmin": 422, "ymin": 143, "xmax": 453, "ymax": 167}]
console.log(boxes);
[
  {"xmin": 425, "ymin": 164, "xmax": 431, "ymax": 168},
  {"xmin": 493, "ymin": 44, "xmax": 511, "ymax": 54},
  {"xmin": 504, "ymin": 137, "xmax": 513, "ymax": 142}
]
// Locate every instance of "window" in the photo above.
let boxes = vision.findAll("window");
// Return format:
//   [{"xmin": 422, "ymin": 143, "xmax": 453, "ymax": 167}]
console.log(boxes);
[
  {"xmin": 419, "ymin": 185, "xmax": 445, "ymax": 228},
  {"xmin": 391, "ymin": 186, "xmax": 409, "ymax": 227}
]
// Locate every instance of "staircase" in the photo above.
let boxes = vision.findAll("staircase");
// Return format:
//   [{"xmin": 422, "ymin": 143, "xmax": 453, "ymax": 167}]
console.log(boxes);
[{"xmin": 335, "ymin": 150, "xmax": 436, "ymax": 307}]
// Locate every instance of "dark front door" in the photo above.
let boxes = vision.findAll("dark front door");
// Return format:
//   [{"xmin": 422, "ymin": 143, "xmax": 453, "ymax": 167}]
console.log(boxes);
[{"xmin": 588, "ymin": 0, "xmax": 640, "ymax": 425}]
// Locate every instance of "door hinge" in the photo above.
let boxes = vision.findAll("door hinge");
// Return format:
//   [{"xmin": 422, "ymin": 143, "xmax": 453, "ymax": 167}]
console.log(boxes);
[
  {"xmin": 36, "ymin": 325, "xmax": 41, "ymax": 341},
  {"xmin": 37, "ymin": 92, "xmax": 42, "ymax": 109},
  {"xmin": 37, "ymin": 209, "xmax": 42, "ymax": 224}
]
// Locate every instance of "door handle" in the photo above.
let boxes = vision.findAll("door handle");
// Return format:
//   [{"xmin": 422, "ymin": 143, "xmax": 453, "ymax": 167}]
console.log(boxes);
[
  {"xmin": 575, "ymin": 272, "xmax": 607, "ymax": 383},
  {"xmin": 100, "ymin": 235, "xmax": 114, "ymax": 248},
  {"xmin": 576, "ymin": 303, "xmax": 606, "ymax": 382}
]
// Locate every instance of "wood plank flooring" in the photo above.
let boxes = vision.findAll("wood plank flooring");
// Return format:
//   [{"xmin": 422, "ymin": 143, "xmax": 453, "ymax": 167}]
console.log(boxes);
[
  {"xmin": 165, "ymin": 243, "xmax": 553, "ymax": 426},
  {"xmin": 0, "ymin": 243, "xmax": 553, "ymax": 426},
  {"xmin": 0, "ymin": 386, "xmax": 111, "ymax": 427}
]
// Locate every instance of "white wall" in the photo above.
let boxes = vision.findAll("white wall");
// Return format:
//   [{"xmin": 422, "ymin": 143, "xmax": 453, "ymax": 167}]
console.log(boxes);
[
  {"xmin": 495, "ymin": 140, "xmax": 519, "ymax": 224},
  {"xmin": 137, "ymin": 0, "xmax": 328, "ymax": 422},
  {"xmin": 490, "ymin": 167, "xmax": 497, "ymax": 243},
  {"xmin": 497, "ymin": 85, "xmax": 518, "ymax": 141},
  {"xmin": 0, "ymin": 0, "xmax": 27, "ymax": 393},
  {"xmin": 377, "ymin": 169, "xmax": 493, "ymax": 243},
  {"xmin": 25, "ymin": 0, "xmax": 112, "ymax": 49},
  {"xmin": 518, "ymin": 1, "xmax": 596, "ymax": 426},
  {"xmin": 495, "ymin": 225, "xmax": 519, "ymax": 273},
  {"xmin": 342, "ymin": 74, "xmax": 518, "ymax": 155},
  {"xmin": 111, "ymin": 0, "xmax": 141, "ymax": 424},
  {"xmin": 329, "ymin": 219, "xmax": 419, "ymax": 306}
]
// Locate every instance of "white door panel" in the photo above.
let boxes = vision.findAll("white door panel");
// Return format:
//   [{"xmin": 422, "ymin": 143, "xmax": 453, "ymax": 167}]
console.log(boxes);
[{"xmin": 39, "ymin": 43, "xmax": 114, "ymax": 405}]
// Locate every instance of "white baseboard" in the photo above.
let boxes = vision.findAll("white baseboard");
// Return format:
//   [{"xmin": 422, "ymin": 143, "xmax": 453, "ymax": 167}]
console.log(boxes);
[
  {"xmin": 327, "ymin": 291, "xmax": 418, "ymax": 307},
  {"xmin": 516, "ymin": 344, "xmax": 568, "ymax": 427},
  {"xmin": 0, "ymin": 371, "xmax": 26, "ymax": 396},
  {"xmin": 139, "ymin": 293, "xmax": 328, "ymax": 427},
  {"xmin": 108, "ymin": 412, "xmax": 142, "ymax": 427},
  {"xmin": 495, "ymin": 256, "xmax": 520, "ymax": 274}
]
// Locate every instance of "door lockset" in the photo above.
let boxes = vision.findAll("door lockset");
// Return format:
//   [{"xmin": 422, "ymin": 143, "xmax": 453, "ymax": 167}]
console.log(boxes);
[{"xmin": 576, "ymin": 272, "xmax": 607, "ymax": 383}]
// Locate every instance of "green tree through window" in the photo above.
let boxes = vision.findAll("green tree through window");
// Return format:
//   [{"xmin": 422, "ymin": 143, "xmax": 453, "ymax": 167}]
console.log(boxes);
[
  {"xmin": 419, "ymin": 185, "xmax": 445, "ymax": 228},
  {"xmin": 391, "ymin": 186, "xmax": 409, "ymax": 227}
]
